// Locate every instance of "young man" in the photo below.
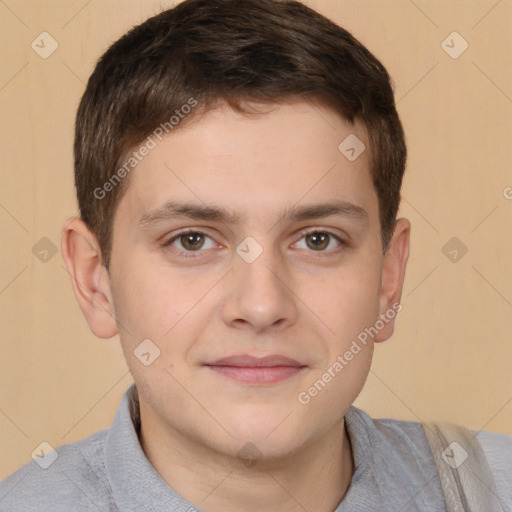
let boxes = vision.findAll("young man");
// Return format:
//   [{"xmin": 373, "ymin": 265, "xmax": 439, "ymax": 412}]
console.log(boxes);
[{"xmin": 1, "ymin": 0, "xmax": 510, "ymax": 510}]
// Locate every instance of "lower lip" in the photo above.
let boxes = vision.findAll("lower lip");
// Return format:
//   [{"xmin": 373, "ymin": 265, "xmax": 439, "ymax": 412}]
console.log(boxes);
[{"xmin": 206, "ymin": 365, "xmax": 305, "ymax": 384}]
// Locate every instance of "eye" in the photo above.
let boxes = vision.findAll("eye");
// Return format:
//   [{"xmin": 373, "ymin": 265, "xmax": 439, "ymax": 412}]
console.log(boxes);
[
  {"xmin": 163, "ymin": 230, "xmax": 218, "ymax": 254},
  {"xmin": 293, "ymin": 229, "xmax": 344, "ymax": 252}
]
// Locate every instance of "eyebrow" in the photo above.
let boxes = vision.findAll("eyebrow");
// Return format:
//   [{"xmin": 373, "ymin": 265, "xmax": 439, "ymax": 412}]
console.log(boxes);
[{"xmin": 138, "ymin": 200, "xmax": 369, "ymax": 228}]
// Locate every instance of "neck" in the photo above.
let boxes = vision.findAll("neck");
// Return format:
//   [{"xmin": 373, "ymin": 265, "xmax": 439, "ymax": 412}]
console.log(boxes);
[{"xmin": 138, "ymin": 399, "xmax": 354, "ymax": 512}]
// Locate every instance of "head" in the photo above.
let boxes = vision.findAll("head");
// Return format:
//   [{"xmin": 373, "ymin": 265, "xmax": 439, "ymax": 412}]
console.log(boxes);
[{"xmin": 63, "ymin": 0, "xmax": 410, "ymax": 464}]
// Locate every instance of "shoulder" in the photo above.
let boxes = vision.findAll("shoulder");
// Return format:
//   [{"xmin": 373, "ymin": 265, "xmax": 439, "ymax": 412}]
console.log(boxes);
[
  {"xmin": 0, "ymin": 428, "xmax": 117, "ymax": 512},
  {"xmin": 474, "ymin": 427, "xmax": 512, "ymax": 460},
  {"xmin": 347, "ymin": 407, "xmax": 512, "ymax": 510},
  {"xmin": 343, "ymin": 407, "xmax": 446, "ymax": 510},
  {"xmin": 474, "ymin": 429, "xmax": 512, "ymax": 511}
]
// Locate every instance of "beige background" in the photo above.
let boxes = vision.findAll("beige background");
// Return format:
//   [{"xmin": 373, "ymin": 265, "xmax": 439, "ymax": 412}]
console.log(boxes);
[{"xmin": 0, "ymin": 0, "xmax": 511, "ymax": 479}]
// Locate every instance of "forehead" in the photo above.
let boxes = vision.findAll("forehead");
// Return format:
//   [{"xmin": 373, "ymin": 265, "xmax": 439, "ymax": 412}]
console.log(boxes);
[{"xmin": 116, "ymin": 100, "xmax": 378, "ymax": 228}]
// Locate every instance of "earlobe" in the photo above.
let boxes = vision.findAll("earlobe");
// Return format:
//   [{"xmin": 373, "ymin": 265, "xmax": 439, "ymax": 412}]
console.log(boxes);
[
  {"xmin": 374, "ymin": 218, "xmax": 411, "ymax": 343},
  {"xmin": 61, "ymin": 217, "xmax": 118, "ymax": 339}
]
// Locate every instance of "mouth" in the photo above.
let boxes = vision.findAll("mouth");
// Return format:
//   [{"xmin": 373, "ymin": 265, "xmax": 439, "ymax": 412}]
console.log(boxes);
[{"xmin": 204, "ymin": 354, "xmax": 308, "ymax": 385}]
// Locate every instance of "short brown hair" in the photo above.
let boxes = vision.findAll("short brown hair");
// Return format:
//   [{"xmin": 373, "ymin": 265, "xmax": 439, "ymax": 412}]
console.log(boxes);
[{"xmin": 74, "ymin": 0, "xmax": 406, "ymax": 267}]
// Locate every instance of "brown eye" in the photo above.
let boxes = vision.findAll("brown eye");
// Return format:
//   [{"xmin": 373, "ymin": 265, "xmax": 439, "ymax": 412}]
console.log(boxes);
[
  {"xmin": 164, "ymin": 230, "xmax": 217, "ymax": 254},
  {"xmin": 293, "ymin": 230, "xmax": 344, "ymax": 254},
  {"xmin": 305, "ymin": 232, "xmax": 331, "ymax": 251},
  {"xmin": 179, "ymin": 232, "xmax": 205, "ymax": 251}
]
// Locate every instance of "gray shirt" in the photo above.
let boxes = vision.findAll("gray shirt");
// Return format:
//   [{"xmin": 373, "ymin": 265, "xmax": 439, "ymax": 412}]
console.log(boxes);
[{"xmin": 1, "ymin": 383, "xmax": 510, "ymax": 511}]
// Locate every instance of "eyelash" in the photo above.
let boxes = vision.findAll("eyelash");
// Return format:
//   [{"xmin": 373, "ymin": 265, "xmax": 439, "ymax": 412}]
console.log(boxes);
[{"xmin": 161, "ymin": 227, "xmax": 346, "ymax": 258}]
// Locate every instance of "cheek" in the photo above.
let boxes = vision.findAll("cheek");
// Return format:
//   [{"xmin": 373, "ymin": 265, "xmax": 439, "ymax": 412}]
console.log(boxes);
[
  {"xmin": 307, "ymin": 259, "xmax": 382, "ymax": 341},
  {"xmin": 312, "ymin": 257, "xmax": 382, "ymax": 405},
  {"xmin": 296, "ymin": 326, "xmax": 374, "ymax": 432},
  {"xmin": 109, "ymin": 265, "xmax": 179, "ymax": 347},
  {"xmin": 110, "ymin": 261, "xmax": 219, "ymax": 361}
]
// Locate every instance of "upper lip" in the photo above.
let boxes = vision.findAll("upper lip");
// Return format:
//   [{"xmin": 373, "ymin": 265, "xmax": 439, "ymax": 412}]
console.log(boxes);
[{"xmin": 206, "ymin": 354, "xmax": 306, "ymax": 368}]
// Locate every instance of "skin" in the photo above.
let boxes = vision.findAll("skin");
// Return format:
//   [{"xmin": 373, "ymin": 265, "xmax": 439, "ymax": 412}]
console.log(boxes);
[{"xmin": 62, "ymin": 99, "xmax": 410, "ymax": 512}]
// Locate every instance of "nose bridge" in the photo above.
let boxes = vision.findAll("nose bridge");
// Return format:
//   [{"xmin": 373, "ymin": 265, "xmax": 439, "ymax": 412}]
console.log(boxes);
[{"xmin": 222, "ymin": 237, "xmax": 297, "ymax": 331}]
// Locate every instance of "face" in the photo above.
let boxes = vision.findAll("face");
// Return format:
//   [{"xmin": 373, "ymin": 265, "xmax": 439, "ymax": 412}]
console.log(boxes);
[{"xmin": 105, "ymin": 100, "xmax": 403, "ymax": 461}]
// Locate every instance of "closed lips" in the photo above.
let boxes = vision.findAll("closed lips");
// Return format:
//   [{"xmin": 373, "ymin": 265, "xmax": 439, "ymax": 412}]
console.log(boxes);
[
  {"xmin": 205, "ymin": 355, "xmax": 306, "ymax": 367},
  {"xmin": 204, "ymin": 355, "xmax": 307, "ymax": 385}
]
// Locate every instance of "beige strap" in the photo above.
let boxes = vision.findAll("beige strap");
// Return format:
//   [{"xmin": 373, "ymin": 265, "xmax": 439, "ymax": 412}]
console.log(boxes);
[{"xmin": 423, "ymin": 422, "xmax": 504, "ymax": 512}]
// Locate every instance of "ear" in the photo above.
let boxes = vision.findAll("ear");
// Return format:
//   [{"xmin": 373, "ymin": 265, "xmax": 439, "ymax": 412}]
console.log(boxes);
[
  {"xmin": 61, "ymin": 217, "xmax": 118, "ymax": 339},
  {"xmin": 374, "ymin": 218, "xmax": 410, "ymax": 343}
]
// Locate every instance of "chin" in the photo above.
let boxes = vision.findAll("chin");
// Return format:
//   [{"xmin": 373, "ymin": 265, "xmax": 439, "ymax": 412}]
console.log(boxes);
[
  {"xmin": 224, "ymin": 434, "xmax": 305, "ymax": 469},
  {"xmin": 224, "ymin": 416, "xmax": 308, "ymax": 455}
]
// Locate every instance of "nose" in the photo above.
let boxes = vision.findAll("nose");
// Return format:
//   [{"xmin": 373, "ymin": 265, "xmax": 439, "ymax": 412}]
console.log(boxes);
[{"xmin": 221, "ymin": 245, "xmax": 298, "ymax": 333}]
